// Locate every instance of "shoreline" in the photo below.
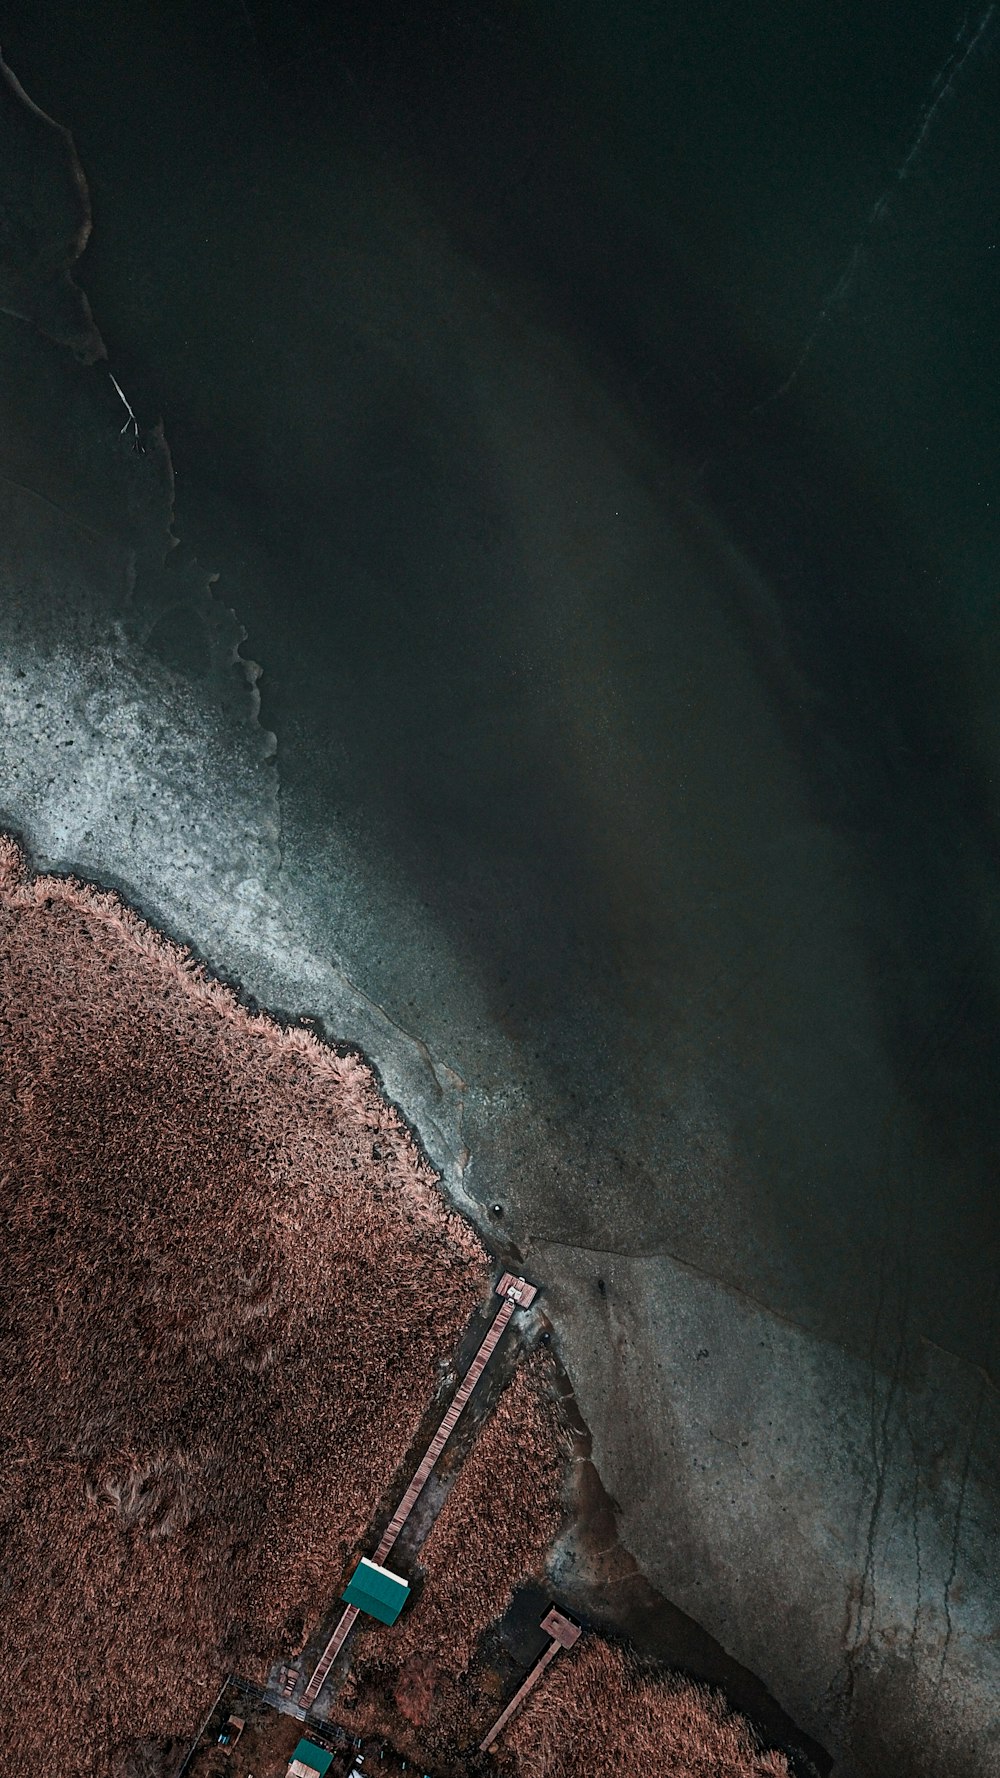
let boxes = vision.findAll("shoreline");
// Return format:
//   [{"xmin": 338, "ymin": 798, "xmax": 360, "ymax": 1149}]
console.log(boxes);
[{"xmin": 1, "ymin": 828, "xmax": 823, "ymax": 1777}]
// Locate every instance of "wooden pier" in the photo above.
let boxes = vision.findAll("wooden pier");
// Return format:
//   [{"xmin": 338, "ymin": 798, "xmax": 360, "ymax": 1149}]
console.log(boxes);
[
  {"xmin": 300, "ymin": 1273, "xmax": 537, "ymax": 1710},
  {"xmin": 479, "ymin": 1608, "xmax": 581, "ymax": 1753}
]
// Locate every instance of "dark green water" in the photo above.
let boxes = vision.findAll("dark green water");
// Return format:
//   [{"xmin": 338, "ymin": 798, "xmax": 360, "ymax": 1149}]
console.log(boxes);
[
  {"xmin": 14, "ymin": 0, "xmax": 995, "ymax": 1356},
  {"xmin": 6, "ymin": 0, "xmax": 999, "ymax": 1460}
]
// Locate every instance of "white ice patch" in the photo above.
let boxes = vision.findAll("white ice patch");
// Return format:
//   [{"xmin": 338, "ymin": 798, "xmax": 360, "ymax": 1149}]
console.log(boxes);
[{"xmin": 0, "ymin": 490, "xmax": 472, "ymax": 1202}]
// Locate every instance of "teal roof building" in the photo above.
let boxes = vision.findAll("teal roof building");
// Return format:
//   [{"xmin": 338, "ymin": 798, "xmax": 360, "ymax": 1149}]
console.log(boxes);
[
  {"xmin": 342, "ymin": 1556, "xmax": 410, "ymax": 1625},
  {"xmin": 287, "ymin": 1738, "xmax": 334, "ymax": 1777}
]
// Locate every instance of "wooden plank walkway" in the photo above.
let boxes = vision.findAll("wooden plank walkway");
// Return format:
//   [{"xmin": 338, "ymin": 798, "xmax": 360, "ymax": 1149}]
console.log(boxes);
[
  {"xmin": 300, "ymin": 1274, "xmax": 536, "ymax": 1710},
  {"xmin": 478, "ymin": 1609, "xmax": 581, "ymax": 1753}
]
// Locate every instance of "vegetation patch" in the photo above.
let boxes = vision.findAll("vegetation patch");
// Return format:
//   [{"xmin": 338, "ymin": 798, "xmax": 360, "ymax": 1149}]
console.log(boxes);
[
  {"xmin": 339, "ymin": 1353, "xmax": 567, "ymax": 1755},
  {"xmin": 0, "ymin": 835, "xmax": 796, "ymax": 1778},
  {"xmin": 0, "ymin": 837, "xmax": 484, "ymax": 1777},
  {"xmin": 504, "ymin": 1638, "xmax": 791, "ymax": 1778}
]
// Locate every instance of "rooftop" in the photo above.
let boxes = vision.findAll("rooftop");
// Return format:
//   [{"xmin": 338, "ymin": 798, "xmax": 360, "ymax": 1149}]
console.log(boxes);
[
  {"xmin": 342, "ymin": 1557, "xmax": 411, "ymax": 1626},
  {"xmin": 287, "ymin": 1738, "xmax": 334, "ymax": 1777}
]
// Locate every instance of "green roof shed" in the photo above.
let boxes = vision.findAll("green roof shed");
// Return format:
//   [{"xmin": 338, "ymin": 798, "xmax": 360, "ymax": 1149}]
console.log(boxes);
[
  {"xmin": 288, "ymin": 1738, "xmax": 334, "ymax": 1776},
  {"xmin": 342, "ymin": 1556, "xmax": 410, "ymax": 1625}
]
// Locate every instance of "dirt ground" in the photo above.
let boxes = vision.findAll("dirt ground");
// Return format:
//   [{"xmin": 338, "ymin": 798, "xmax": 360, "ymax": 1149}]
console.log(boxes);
[
  {"xmin": 184, "ymin": 1691, "xmax": 418, "ymax": 1778},
  {"xmin": 186, "ymin": 1693, "xmax": 304, "ymax": 1778}
]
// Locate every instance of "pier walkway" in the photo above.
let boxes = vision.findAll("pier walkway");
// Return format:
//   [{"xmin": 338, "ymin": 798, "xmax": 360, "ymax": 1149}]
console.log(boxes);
[{"xmin": 300, "ymin": 1273, "xmax": 537, "ymax": 1709}]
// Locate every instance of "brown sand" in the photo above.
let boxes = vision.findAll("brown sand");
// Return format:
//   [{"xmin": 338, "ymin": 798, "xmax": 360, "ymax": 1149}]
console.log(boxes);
[
  {"xmin": 0, "ymin": 837, "xmax": 484, "ymax": 1777},
  {"xmin": 503, "ymin": 1638, "xmax": 791, "ymax": 1778}
]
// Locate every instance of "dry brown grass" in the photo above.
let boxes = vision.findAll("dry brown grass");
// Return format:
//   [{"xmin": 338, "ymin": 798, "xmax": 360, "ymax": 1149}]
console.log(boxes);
[
  {"xmin": 0, "ymin": 835, "xmax": 796, "ymax": 1778},
  {"xmin": 504, "ymin": 1638, "xmax": 792, "ymax": 1778},
  {"xmin": 338, "ymin": 1352, "xmax": 567, "ymax": 1754},
  {"xmin": 394, "ymin": 1355, "xmax": 567, "ymax": 1675},
  {"xmin": 0, "ymin": 837, "xmax": 485, "ymax": 1777}
]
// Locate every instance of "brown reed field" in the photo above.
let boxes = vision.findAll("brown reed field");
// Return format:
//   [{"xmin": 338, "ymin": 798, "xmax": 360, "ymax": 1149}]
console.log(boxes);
[
  {"xmin": 504, "ymin": 1637, "xmax": 792, "ymax": 1778},
  {"xmin": 336, "ymin": 1352, "xmax": 567, "ymax": 1757},
  {"xmin": 0, "ymin": 834, "xmax": 795, "ymax": 1778},
  {"xmin": 0, "ymin": 836, "xmax": 484, "ymax": 1776}
]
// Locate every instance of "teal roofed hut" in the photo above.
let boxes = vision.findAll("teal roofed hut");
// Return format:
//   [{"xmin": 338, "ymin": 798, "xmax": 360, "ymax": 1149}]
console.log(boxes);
[
  {"xmin": 287, "ymin": 1737, "xmax": 334, "ymax": 1777},
  {"xmin": 342, "ymin": 1556, "xmax": 410, "ymax": 1625}
]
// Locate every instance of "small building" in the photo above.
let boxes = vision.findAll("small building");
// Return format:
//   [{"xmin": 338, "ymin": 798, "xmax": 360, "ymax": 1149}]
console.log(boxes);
[
  {"xmin": 286, "ymin": 1738, "xmax": 334, "ymax": 1778},
  {"xmin": 341, "ymin": 1556, "xmax": 410, "ymax": 1625},
  {"xmin": 217, "ymin": 1715, "xmax": 245, "ymax": 1750}
]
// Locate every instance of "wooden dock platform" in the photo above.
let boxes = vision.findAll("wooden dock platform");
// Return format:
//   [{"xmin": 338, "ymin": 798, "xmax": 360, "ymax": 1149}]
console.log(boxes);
[{"xmin": 479, "ymin": 1608, "xmax": 582, "ymax": 1753}]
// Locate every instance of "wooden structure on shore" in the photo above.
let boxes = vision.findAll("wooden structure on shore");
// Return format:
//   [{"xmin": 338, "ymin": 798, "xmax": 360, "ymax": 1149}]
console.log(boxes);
[
  {"xmin": 479, "ymin": 1608, "xmax": 582, "ymax": 1753},
  {"xmin": 300, "ymin": 1273, "xmax": 537, "ymax": 1710}
]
